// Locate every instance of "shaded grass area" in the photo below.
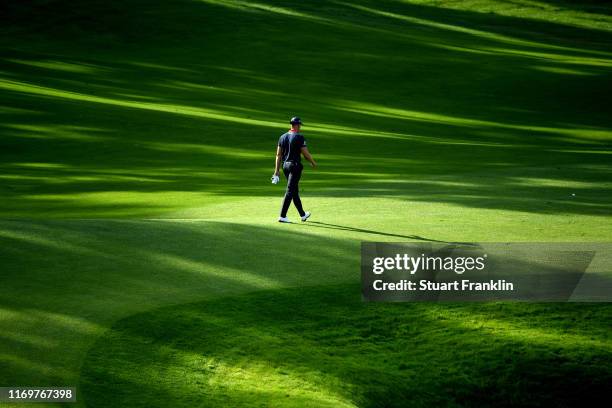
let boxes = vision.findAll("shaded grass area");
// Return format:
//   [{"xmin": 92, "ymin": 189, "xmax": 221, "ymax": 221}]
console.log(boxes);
[
  {"xmin": 3, "ymin": 218, "xmax": 608, "ymax": 407},
  {"xmin": 1, "ymin": 0, "xmax": 611, "ymax": 217},
  {"xmin": 81, "ymin": 284, "xmax": 612, "ymax": 407},
  {"xmin": 0, "ymin": 219, "xmax": 355, "ymax": 404}
]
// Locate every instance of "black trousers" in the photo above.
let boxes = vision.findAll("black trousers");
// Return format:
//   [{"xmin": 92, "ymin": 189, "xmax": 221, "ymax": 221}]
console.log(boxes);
[{"xmin": 280, "ymin": 161, "xmax": 305, "ymax": 218}]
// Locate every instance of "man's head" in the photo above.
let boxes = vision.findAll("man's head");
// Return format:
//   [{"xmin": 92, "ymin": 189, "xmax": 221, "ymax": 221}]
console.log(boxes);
[{"xmin": 290, "ymin": 116, "xmax": 302, "ymax": 131}]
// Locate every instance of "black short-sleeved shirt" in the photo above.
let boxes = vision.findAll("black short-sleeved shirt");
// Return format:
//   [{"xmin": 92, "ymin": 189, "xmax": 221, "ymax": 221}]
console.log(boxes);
[{"xmin": 278, "ymin": 131, "xmax": 306, "ymax": 163}]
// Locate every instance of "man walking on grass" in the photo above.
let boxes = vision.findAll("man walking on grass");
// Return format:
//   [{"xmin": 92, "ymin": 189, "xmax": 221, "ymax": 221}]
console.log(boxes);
[{"xmin": 272, "ymin": 116, "xmax": 317, "ymax": 223}]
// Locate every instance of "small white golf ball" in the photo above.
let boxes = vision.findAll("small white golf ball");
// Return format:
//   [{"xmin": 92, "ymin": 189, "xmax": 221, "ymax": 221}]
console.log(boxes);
[{"xmin": 571, "ymin": 193, "xmax": 576, "ymax": 196}]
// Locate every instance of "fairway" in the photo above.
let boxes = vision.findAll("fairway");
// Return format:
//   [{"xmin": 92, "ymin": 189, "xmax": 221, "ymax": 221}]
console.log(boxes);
[{"xmin": 1, "ymin": 0, "xmax": 612, "ymax": 407}]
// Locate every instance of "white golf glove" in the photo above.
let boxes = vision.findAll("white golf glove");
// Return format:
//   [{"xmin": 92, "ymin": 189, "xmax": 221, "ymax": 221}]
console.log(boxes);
[{"xmin": 271, "ymin": 174, "xmax": 280, "ymax": 184}]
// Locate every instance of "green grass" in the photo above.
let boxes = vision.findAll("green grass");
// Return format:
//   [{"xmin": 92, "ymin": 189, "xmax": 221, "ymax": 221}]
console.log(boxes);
[
  {"xmin": 1, "ymin": 0, "xmax": 611, "ymax": 406},
  {"xmin": 81, "ymin": 285, "xmax": 612, "ymax": 407}
]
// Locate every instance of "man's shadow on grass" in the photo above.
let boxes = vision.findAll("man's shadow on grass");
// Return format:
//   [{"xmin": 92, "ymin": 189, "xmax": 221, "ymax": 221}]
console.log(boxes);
[{"xmin": 300, "ymin": 221, "xmax": 472, "ymax": 244}]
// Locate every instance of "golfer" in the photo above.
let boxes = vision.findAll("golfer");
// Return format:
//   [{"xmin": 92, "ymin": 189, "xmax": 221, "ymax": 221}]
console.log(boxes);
[{"xmin": 272, "ymin": 116, "xmax": 317, "ymax": 223}]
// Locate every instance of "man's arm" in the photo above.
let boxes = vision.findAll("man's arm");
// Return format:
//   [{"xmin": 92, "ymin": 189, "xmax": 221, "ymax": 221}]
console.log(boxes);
[
  {"xmin": 301, "ymin": 146, "xmax": 317, "ymax": 168},
  {"xmin": 274, "ymin": 145, "xmax": 282, "ymax": 176}
]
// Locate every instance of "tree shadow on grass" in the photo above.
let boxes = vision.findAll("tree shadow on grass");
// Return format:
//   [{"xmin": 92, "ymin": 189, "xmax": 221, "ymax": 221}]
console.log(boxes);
[
  {"xmin": 0, "ymin": 219, "xmax": 362, "ymax": 387},
  {"xmin": 0, "ymin": 0, "xmax": 610, "ymax": 218},
  {"xmin": 530, "ymin": 0, "xmax": 612, "ymax": 17},
  {"xmin": 80, "ymin": 283, "xmax": 612, "ymax": 407}
]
